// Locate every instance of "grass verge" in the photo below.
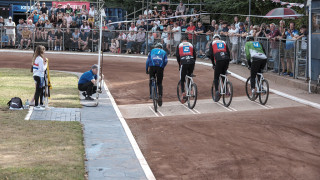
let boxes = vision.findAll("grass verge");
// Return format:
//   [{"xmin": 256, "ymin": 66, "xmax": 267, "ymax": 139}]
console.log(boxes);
[{"xmin": 0, "ymin": 68, "xmax": 85, "ymax": 180}]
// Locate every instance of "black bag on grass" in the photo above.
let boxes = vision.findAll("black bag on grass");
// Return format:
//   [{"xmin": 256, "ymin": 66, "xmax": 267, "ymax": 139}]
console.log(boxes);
[{"xmin": 7, "ymin": 97, "xmax": 23, "ymax": 109}]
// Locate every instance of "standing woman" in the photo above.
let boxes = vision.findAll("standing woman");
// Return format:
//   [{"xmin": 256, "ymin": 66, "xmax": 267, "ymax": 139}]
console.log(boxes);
[{"xmin": 32, "ymin": 45, "xmax": 47, "ymax": 110}]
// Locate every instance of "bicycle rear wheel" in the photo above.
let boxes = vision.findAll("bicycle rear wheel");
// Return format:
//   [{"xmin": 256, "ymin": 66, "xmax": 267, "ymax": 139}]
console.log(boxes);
[
  {"xmin": 259, "ymin": 79, "xmax": 269, "ymax": 105},
  {"xmin": 152, "ymin": 85, "xmax": 158, "ymax": 112},
  {"xmin": 177, "ymin": 80, "xmax": 182, "ymax": 102},
  {"xmin": 188, "ymin": 83, "xmax": 198, "ymax": 109},
  {"xmin": 245, "ymin": 77, "xmax": 258, "ymax": 101},
  {"xmin": 223, "ymin": 81, "xmax": 233, "ymax": 107}
]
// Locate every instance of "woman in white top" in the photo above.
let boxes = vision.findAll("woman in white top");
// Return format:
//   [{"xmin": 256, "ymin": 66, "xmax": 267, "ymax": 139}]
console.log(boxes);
[
  {"xmin": 32, "ymin": 45, "xmax": 47, "ymax": 109},
  {"xmin": 228, "ymin": 24, "xmax": 239, "ymax": 63}
]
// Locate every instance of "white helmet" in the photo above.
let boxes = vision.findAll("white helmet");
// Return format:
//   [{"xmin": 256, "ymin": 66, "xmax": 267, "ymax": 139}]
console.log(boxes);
[{"xmin": 213, "ymin": 34, "xmax": 221, "ymax": 39}]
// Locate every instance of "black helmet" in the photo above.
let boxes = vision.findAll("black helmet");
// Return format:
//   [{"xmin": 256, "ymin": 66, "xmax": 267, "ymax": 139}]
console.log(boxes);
[
  {"xmin": 246, "ymin": 35, "xmax": 254, "ymax": 41},
  {"xmin": 155, "ymin": 43, "xmax": 163, "ymax": 49}
]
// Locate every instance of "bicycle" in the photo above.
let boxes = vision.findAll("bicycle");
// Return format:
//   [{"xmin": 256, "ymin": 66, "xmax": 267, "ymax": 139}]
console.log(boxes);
[
  {"xmin": 211, "ymin": 72, "xmax": 233, "ymax": 107},
  {"xmin": 150, "ymin": 76, "xmax": 159, "ymax": 112},
  {"xmin": 177, "ymin": 74, "xmax": 198, "ymax": 109},
  {"xmin": 245, "ymin": 73, "xmax": 269, "ymax": 105}
]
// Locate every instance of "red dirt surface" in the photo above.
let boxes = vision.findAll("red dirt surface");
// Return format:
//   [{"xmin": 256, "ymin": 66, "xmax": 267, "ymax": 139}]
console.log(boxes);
[{"xmin": 127, "ymin": 106, "xmax": 320, "ymax": 180}]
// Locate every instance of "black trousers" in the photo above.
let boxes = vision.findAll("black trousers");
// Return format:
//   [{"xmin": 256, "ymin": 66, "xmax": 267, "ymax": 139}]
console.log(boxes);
[
  {"xmin": 149, "ymin": 66, "xmax": 164, "ymax": 96},
  {"xmin": 180, "ymin": 64, "xmax": 195, "ymax": 93},
  {"xmin": 78, "ymin": 81, "xmax": 97, "ymax": 96},
  {"xmin": 33, "ymin": 76, "xmax": 44, "ymax": 106},
  {"xmin": 251, "ymin": 58, "xmax": 267, "ymax": 89},
  {"xmin": 214, "ymin": 60, "xmax": 229, "ymax": 90}
]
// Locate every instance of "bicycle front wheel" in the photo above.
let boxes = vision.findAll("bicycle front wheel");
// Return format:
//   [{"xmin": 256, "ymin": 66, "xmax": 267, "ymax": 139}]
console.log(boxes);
[
  {"xmin": 259, "ymin": 79, "xmax": 269, "ymax": 105},
  {"xmin": 223, "ymin": 81, "xmax": 233, "ymax": 107},
  {"xmin": 245, "ymin": 77, "xmax": 258, "ymax": 101},
  {"xmin": 177, "ymin": 80, "xmax": 182, "ymax": 102},
  {"xmin": 188, "ymin": 83, "xmax": 198, "ymax": 109},
  {"xmin": 152, "ymin": 85, "xmax": 158, "ymax": 112}
]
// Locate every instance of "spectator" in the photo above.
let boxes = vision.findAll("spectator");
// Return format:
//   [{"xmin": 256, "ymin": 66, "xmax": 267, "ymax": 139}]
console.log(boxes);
[
  {"xmin": 141, "ymin": 32, "xmax": 154, "ymax": 54},
  {"xmin": 172, "ymin": 22, "xmax": 181, "ymax": 47},
  {"xmin": 144, "ymin": 8, "xmax": 152, "ymax": 16},
  {"xmin": 40, "ymin": 13, "xmax": 48, "ymax": 22},
  {"xmin": 89, "ymin": 5, "xmax": 96, "ymax": 18},
  {"xmin": 16, "ymin": 19, "xmax": 25, "ymax": 44},
  {"xmin": 20, "ymin": 26, "xmax": 31, "ymax": 50},
  {"xmin": 206, "ymin": 20, "xmax": 216, "ymax": 36},
  {"xmin": 195, "ymin": 21, "xmax": 206, "ymax": 56},
  {"xmin": 117, "ymin": 31, "xmax": 127, "ymax": 53},
  {"xmin": 296, "ymin": 25, "xmax": 308, "ymax": 59},
  {"xmin": 278, "ymin": 20, "xmax": 286, "ymax": 75},
  {"xmin": 65, "ymin": 3, "xmax": 73, "ymax": 14},
  {"xmin": 64, "ymin": 28, "xmax": 73, "ymax": 51},
  {"xmin": 245, "ymin": 16, "xmax": 251, "ymax": 27},
  {"xmin": 175, "ymin": 1, "xmax": 186, "ymax": 16},
  {"xmin": 137, "ymin": 15, "xmax": 143, "ymax": 26},
  {"xmin": 153, "ymin": 6, "xmax": 160, "ymax": 18},
  {"xmin": 55, "ymin": 4, "xmax": 65, "ymax": 15},
  {"xmin": 186, "ymin": 21, "xmax": 196, "ymax": 41},
  {"xmin": 74, "ymin": 5, "xmax": 81, "ymax": 15},
  {"xmin": 283, "ymin": 22, "xmax": 298, "ymax": 76},
  {"xmin": 35, "ymin": 3, "xmax": 41, "ymax": 14},
  {"xmin": 228, "ymin": 24, "xmax": 239, "ymax": 64},
  {"xmin": 75, "ymin": 12, "xmax": 83, "ymax": 28},
  {"xmin": 49, "ymin": 13, "xmax": 56, "ymax": 24},
  {"xmin": 161, "ymin": 26, "xmax": 168, "ymax": 44},
  {"xmin": 47, "ymin": 28, "xmax": 55, "ymax": 50},
  {"xmin": 234, "ymin": 16, "xmax": 240, "ymax": 29},
  {"xmin": 136, "ymin": 29, "xmax": 146, "ymax": 54},
  {"xmin": 257, "ymin": 23, "xmax": 268, "ymax": 38},
  {"xmin": 40, "ymin": 2, "xmax": 48, "ymax": 15},
  {"xmin": 154, "ymin": 18, "xmax": 161, "ymax": 27},
  {"xmin": 60, "ymin": 19, "xmax": 67, "ymax": 29},
  {"xmin": 79, "ymin": 29, "xmax": 88, "ymax": 51},
  {"xmin": 267, "ymin": 23, "xmax": 280, "ymax": 73},
  {"xmin": 56, "ymin": 12, "xmax": 64, "ymax": 26},
  {"xmin": 167, "ymin": 8, "xmax": 174, "ymax": 17},
  {"xmin": 126, "ymin": 31, "xmax": 136, "ymax": 54},
  {"xmin": 129, "ymin": 23, "xmax": 137, "ymax": 32},
  {"xmin": 252, "ymin": 25, "xmax": 260, "ymax": 39},
  {"xmin": 5, "ymin": 17, "xmax": 16, "ymax": 47},
  {"xmin": 164, "ymin": 26, "xmax": 173, "ymax": 55},
  {"xmin": 138, "ymin": 21, "xmax": 147, "ymax": 31},
  {"xmin": 64, "ymin": 12, "xmax": 73, "ymax": 28},
  {"xmin": 27, "ymin": 19, "xmax": 35, "ymax": 38},
  {"xmin": 109, "ymin": 39, "xmax": 119, "ymax": 53},
  {"xmin": 80, "ymin": 20, "xmax": 91, "ymax": 33},
  {"xmin": 54, "ymin": 27, "xmax": 63, "ymax": 51},
  {"xmin": 50, "ymin": 3, "xmax": 57, "ymax": 17},
  {"xmin": 181, "ymin": 20, "xmax": 188, "ymax": 32},
  {"xmin": 160, "ymin": 6, "xmax": 167, "ymax": 17},
  {"xmin": 44, "ymin": 20, "xmax": 52, "ymax": 40},
  {"xmin": 238, "ymin": 22, "xmax": 246, "ymax": 36},
  {"xmin": 72, "ymin": 28, "xmax": 80, "ymax": 50},
  {"xmin": 33, "ymin": 10, "xmax": 40, "ymax": 24},
  {"xmin": 219, "ymin": 21, "xmax": 229, "ymax": 41},
  {"xmin": 70, "ymin": 21, "xmax": 78, "ymax": 30},
  {"xmin": 88, "ymin": 29, "xmax": 99, "ymax": 52},
  {"xmin": 81, "ymin": 5, "xmax": 88, "ymax": 19},
  {"xmin": 88, "ymin": 15, "xmax": 94, "ymax": 28}
]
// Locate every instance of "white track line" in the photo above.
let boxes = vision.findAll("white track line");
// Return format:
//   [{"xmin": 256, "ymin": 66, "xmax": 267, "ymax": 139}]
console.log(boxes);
[
  {"xmin": 193, "ymin": 108, "xmax": 201, "ymax": 114},
  {"xmin": 216, "ymin": 102, "xmax": 233, "ymax": 112},
  {"xmin": 229, "ymin": 106, "xmax": 238, "ymax": 111},
  {"xmin": 157, "ymin": 110, "xmax": 165, "ymax": 116},
  {"xmin": 182, "ymin": 104, "xmax": 197, "ymax": 114},
  {"xmin": 103, "ymin": 82, "xmax": 156, "ymax": 180},
  {"xmin": 24, "ymin": 106, "xmax": 33, "ymax": 120},
  {"xmin": 249, "ymin": 100, "xmax": 271, "ymax": 109},
  {"xmin": 148, "ymin": 106, "xmax": 159, "ymax": 117}
]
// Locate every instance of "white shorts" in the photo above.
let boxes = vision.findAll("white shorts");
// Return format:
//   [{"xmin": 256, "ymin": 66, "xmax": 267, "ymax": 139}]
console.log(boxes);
[{"xmin": 7, "ymin": 34, "xmax": 15, "ymax": 42}]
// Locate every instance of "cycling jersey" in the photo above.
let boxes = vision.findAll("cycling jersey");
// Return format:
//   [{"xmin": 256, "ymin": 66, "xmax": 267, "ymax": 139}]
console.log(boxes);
[
  {"xmin": 208, "ymin": 40, "xmax": 230, "ymax": 65},
  {"xmin": 146, "ymin": 48, "xmax": 168, "ymax": 72},
  {"xmin": 245, "ymin": 41, "xmax": 267, "ymax": 63},
  {"xmin": 176, "ymin": 41, "xmax": 196, "ymax": 65}
]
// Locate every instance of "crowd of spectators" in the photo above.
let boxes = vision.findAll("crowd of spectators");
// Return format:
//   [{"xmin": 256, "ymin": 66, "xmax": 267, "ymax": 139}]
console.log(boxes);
[{"xmin": 0, "ymin": 1, "xmax": 309, "ymax": 76}]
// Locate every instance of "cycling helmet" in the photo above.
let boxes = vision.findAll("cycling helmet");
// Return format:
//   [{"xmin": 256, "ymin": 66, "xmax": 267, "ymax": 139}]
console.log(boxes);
[
  {"xmin": 246, "ymin": 35, "xmax": 254, "ymax": 41},
  {"xmin": 155, "ymin": 43, "xmax": 163, "ymax": 49},
  {"xmin": 213, "ymin": 34, "xmax": 221, "ymax": 40}
]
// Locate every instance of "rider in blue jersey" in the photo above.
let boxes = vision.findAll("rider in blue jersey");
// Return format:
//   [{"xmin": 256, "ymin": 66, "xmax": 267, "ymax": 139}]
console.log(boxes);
[{"xmin": 146, "ymin": 43, "xmax": 168, "ymax": 106}]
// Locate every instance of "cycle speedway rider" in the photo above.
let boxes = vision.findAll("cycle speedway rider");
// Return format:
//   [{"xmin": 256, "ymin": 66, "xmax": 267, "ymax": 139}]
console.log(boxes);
[
  {"xmin": 176, "ymin": 35, "xmax": 197, "ymax": 104},
  {"xmin": 245, "ymin": 35, "xmax": 267, "ymax": 98},
  {"xmin": 208, "ymin": 34, "xmax": 231, "ymax": 102},
  {"xmin": 146, "ymin": 43, "xmax": 168, "ymax": 106}
]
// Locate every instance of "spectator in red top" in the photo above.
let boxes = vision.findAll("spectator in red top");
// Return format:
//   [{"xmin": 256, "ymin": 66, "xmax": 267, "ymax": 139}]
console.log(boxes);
[
  {"xmin": 186, "ymin": 21, "xmax": 195, "ymax": 41},
  {"xmin": 267, "ymin": 23, "xmax": 280, "ymax": 73}
]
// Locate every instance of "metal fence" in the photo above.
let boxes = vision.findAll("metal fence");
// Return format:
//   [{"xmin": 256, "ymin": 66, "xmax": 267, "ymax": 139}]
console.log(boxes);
[{"xmin": 0, "ymin": 26, "xmax": 308, "ymax": 79}]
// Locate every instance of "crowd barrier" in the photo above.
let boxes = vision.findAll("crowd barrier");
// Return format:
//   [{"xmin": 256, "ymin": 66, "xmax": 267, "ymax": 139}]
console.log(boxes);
[{"xmin": 0, "ymin": 26, "xmax": 308, "ymax": 79}]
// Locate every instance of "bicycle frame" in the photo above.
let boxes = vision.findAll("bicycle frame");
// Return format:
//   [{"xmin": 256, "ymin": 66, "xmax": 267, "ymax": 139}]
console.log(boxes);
[
  {"xmin": 185, "ymin": 75, "xmax": 194, "ymax": 97},
  {"xmin": 219, "ymin": 74, "xmax": 229, "ymax": 95},
  {"xmin": 255, "ymin": 73, "xmax": 264, "ymax": 93}
]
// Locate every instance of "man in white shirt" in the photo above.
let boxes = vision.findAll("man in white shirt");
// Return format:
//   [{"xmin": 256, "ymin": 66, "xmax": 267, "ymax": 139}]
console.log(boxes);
[
  {"xmin": 144, "ymin": 9, "xmax": 152, "ymax": 16},
  {"xmin": 5, "ymin": 17, "xmax": 16, "ymax": 46},
  {"xmin": 129, "ymin": 23, "xmax": 137, "ymax": 32},
  {"xmin": 172, "ymin": 22, "xmax": 181, "ymax": 47},
  {"xmin": 228, "ymin": 24, "xmax": 239, "ymax": 64},
  {"xmin": 126, "ymin": 31, "xmax": 136, "ymax": 54},
  {"xmin": 89, "ymin": 5, "xmax": 96, "ymax": 18}
]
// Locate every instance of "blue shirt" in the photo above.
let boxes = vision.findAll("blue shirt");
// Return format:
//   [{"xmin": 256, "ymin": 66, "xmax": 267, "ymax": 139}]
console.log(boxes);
[
  {"xmin": 78, "ymin": 70, "xmax": 97, "ymax": 84},
  {"xmin": 285, "ymin": 29, "xmax": 298, "ymax": 50},
  {"xmin": 146, "ymin": 48, "xmax": 168, "ymax": 71}
]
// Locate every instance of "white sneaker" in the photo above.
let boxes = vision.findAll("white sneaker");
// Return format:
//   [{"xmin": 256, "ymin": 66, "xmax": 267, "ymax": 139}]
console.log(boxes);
[
  {"xmin": 230, "ymin": 60, "xmax": 237, "ymax": 64},
  {"xmin": 34, "ymin": 106, "xmax": 45, "ymax": 111},
  {"xmin": 241, "ymin": 62, "xmax": 246, "ymax": 66},
  {"xmin": 140, "ymin": 52, "xmax": 144, "ymax": 55}
]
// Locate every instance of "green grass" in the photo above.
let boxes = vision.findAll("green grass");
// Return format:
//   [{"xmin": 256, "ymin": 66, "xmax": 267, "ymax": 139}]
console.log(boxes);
[{"xmin": 0, "ymin": 68, "xmax": 85, "ymax": 180}]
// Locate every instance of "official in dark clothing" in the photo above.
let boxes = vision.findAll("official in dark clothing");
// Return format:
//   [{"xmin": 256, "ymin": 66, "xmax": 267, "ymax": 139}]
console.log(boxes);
[{"xmin": 78, "ymin": 65, "xmax": 99, "ymax": 100}]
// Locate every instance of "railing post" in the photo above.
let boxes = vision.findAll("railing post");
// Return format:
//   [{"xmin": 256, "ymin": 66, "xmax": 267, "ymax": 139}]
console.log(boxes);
[{"xmin": 293, "ymin": 40, "xmax": 297, "ymax": 79}]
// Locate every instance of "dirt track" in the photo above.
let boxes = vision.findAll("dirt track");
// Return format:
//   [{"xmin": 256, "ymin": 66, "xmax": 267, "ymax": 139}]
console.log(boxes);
[{"xmin": 2, "ymin": 51, "xmax": 320, "ymax": 179}]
